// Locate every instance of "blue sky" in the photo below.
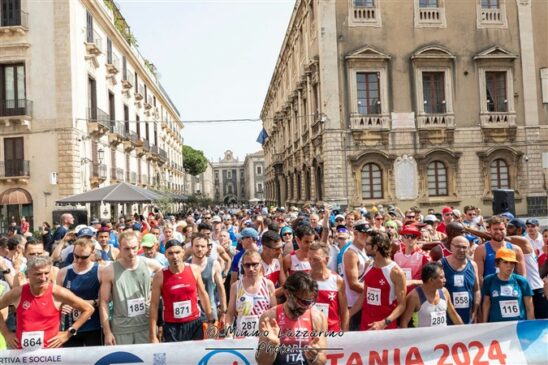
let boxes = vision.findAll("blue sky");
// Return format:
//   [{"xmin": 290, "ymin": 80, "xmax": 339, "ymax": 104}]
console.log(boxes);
[{"xmin": 117, "ymin": 0, "xmax": 294, "ymax": 161}]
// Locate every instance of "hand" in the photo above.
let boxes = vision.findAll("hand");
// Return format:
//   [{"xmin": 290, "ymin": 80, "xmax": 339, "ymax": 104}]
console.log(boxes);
[
  {"xmin": 150, "ymin": 336, "xmax": 160, "ymax": 344},
  {"xmin": 47, "ymin": 331, "xmax": 71, "ymax": 348},
  {"xmin": 305, "ymin": 337, "xmax": 321, "ymax": 363},
  {"xmin": 104, "ymin": 332, "xmax": 116, "ymax": 346},
  {"xmin": 368, "ymin": 320, "xmax": 387, "ymax": 330},
  {"xmin": 60, "ymin": 304, "xmax": 73, "ymax": 315},
  {"xmin": 4, "ymin": 332, "xmax": 19, "ymax": 349},
  {"xmin": 260, "ymin": 317, "xmax": 280, "ymax": 346}
]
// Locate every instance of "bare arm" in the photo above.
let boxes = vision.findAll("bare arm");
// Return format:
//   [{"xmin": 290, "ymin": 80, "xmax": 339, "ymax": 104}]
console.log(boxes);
[
  {"xmin": 444, "ymin": 288, "xmax": 463, "ymax": 325},
  {"xmin": 337, "ymin": 276, "xmax": 349, "ymax": 331},
  {"xmin": 400, "ymin": 290, "xmax": 418, "ymax": 328},
  {"xmin": 267, "ymin": 280, "xmax": 277, "ymax": 308},
  {"xmin": 149, "ymin": 270, "xmax": 162, "ymax": 343},
  {"xmin": 474, "ymin": 245, "xmax": 486, "ymax": 287},
  {"xmin": 482, "ymin": 295, "xmax": 491, "ymax": 323},
  {"xmin": 369, "ymin": 267, "xmax": 406, "ymax": 330},
  {"xmin": 225, "ymin": 282, "xmax": 237, "ymax": 337},
  {"xmin": 193, "ymin": 265, "xmax": 213, "ymax": 321},
  {"xmin": 0, "ymin": 287, "xmax": 22, "ymax": 348},
  {"xmin": 506, "ymin": 236, "xmax": 533, "ymax": 255},
  {"xmin": 514, "ymin": 246, "xmax": 526, "ymax": 277},
  {"xmin": 217, "ymin": 245, "xmax": 231, "ymax": 275},
  {"xmin": 348, "ymin": 291, "xmax": 364, "ymax": 317},
  {"xmin": 524, "ymin": 296, "xmax": 535, "ymax": 320},
  {"xmin": 343, "ymin": 250, "xmax": 363, "ymax": 293},
  {"xmin": 213, "ymin": 261, "xmax": 227, "ymax": 321},
  {"xmin": 471, "ymin": 261, "xmax": 481, "ymax": 323},
  {"xmin": 99, "ymin": 264, "xmax": 115, "ymax": 345},
  {"xmin": 255, "ymin": 309, "xmax": 278, "ymax": 365}
]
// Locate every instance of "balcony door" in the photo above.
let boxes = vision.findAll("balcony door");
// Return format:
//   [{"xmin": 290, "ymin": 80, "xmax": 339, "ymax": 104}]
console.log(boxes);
[
  {"xmin": 1, "ymin": 63, "xmax": 25, "ymax": 115},
  {"xmin": 4, "ymin": 137, "xmax": 24, "ymax": 176},
  {"xmin": 1, "ymin": 0, "xmax": 21, "ymax": 27}
]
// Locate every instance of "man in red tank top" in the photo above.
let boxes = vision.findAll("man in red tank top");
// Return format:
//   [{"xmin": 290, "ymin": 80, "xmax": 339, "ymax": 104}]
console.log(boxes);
[
  {"xmin": 0, "ymin": 256, "xmax": 93, "ymax": 349},
  {"xmin": 256, "ymin": 272, "xmax": 327, "ymax": 365},
  {"xmin": 309, "ymin": 242, "xmax": 348, "ymax": 332},
  {"xmin": 350, "ymin": 231, "xmax": 407, "ymax": 331},
  {"xmin": 149, "ymin": 238, "xmax": 215, "ymax": 342},
  {"xmin": 261, "ymin": 230, "xmax": 286, "ymax": 297}
]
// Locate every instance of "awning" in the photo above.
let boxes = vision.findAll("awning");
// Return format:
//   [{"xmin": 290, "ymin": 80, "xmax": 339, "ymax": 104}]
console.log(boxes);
[
  {"xmin": 56, "ymin": 182, "xmax": 164, "ymax": 205},
  {"xmin": 0, "ymin": 188, "xmax": 33, "ymax": 205}
]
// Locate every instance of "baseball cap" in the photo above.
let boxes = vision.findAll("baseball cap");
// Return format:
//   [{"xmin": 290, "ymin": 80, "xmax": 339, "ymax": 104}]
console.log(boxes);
[
  {"xmin": 132, "ymin": 223, "xmax": 142, "ymax": 231},
  {"xmin": 334, "ymin": 214, "xmax": 345, "ymax": 221},
  {"xmin": 90, "ymin": 217, "xmax": 100, "ymax": 225},
  {"xmin": 241, "ymin": 227, "xmax": 259, "ymax": 240},
  {"xmin": 400, "ymin": 225, "xmax": 421, "ymax": 238},
  {"xmin": 353, "ymin": 220, "xmax": 372, "ymax": 234},
  {"xmin": 141, "ymin": 233, "xmax": 158, "ymax": 248},
  {"xmin": 280, "ymin": 226, "xmax": 293, "ymax": 235},
  {"xmin": 496, "ymin": 248, "xmax": 518, "ymax": 263},
  {"xmin": 77, "ymin": 226, "xmax": 95, "ymax": 238},
  {"xmin": 423, "ymin": 214, "xmax": 438, "ymax": 224},
  {"xmin": 508, "ymin": 218, "xmax": 526, "ymax": 231},
  {"xmin": 211, "ymin": 215, "xmax": 222, "ymax": 223},
  {"xmin": 384, "ymin": 220, "xmax": 398, "ymax": 230},
  {"xmin": 336, "ymin": 226, "xmax": 349, "ymax": 233},
  {"xmin": 441, "ymin": 207, "xmax": 453, "ymax": 215},
  {"xmin": 525, "ymin": 218, "xmax": 540, "ymax": 226},
  {"xmin": 452, "ymin": 209, "xmax": 462, "ymax": 218},
  {"xmin": 500, "ymin": 212, "xmax": 515, "ymax": 220}
]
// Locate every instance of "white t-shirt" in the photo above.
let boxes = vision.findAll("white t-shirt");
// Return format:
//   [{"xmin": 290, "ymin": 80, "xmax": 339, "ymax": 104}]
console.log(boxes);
[{"xmin": 526, "ymin": 234, "xmax": 544, "ymax": 253}]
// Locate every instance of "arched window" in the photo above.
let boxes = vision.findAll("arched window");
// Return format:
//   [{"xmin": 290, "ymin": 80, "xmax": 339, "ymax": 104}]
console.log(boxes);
[
  {"xmin": 427, "ymin": 161, "xmax": 448, "ymax": 196},
  {"xmin": 490, "ymin": 159, "xmax": 509, "ymax": 189},
  {"xmin": 361, "ymin": 163, "xmax": 383, "ymax": 199},
  {"xmin": 227, "ymin": 184, "xmax": 233, "ymax": 194}
]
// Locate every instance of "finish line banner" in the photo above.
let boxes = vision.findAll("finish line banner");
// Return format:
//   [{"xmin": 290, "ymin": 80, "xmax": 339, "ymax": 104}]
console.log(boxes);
[{"xmin": 0, "ymin": 320, "xmax": 546, "ymax": 365}]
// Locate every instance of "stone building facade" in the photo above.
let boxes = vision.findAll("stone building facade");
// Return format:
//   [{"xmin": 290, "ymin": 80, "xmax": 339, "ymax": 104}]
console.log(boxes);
[
  {"xmin": 0, "ymin": 0, "xmax": 185, "ymax": 230},
  {"xmin": 213, "ymin": 150, "xmax": 245, "ymax": 204},
  {"xmin": 184, "ymin": 161, "xmax": 214, "ymax": 199},
  {"xmin": 261, "ymin": 0, "xmax": 548, "ymax": 215},
  {"xmin": 243, "ymin": 150, "xmax": 265, "ymax": 203}
]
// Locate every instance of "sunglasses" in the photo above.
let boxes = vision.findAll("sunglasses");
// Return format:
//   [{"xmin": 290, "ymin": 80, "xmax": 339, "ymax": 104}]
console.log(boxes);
[
  {"xmin": 283, "ymin": 232, "xmax": 293, "ymax": 236},
  {"xmin": 375, "ymin": 217, "xmax": 384, "ymax": 221},
  {"xmin": 204, "ymin": 217, "xmax": 212, "ymax": 220},
  {"xmin": 406, "ymin": 216, "xmax": 415, "ymax": 219},
  {"xmin": 73, "ymin": 253, "xmax": 91, "ymax": 260},
  {"xmin": 243, "ymin": 262, "xmax": 260, "ymax": 269},
  {"xmin": 402, "ymin": 234, "xmax": 417, "ymax": 239},
  {"xmin": 291, "ymin": 293, "xmax": 315, "ymax": 307}
]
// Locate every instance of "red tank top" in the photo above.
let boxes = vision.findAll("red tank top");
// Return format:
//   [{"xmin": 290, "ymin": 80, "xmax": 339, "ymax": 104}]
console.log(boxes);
[
  {"xmin": 289, "ymin": 251, "xmax": 311, "ymax": 275},
  {"xmin": 261, "ymin": 258, "xmax": 281, "ymax": 287},
  {"xmin": 274, "ymin": 304, "xmax": 313, "ymax": 365},
  {"xmin": 315, "ymin": 272, "xmax": 340, "ymax": 331},
  {"xmin": 360, "ymin": 261, "xmax": 398, "ymax": 331},
  {"xmin": 16, "ymin": 283, "xmax": 60, "ymax": 349},
  {"xmin": 162, "ymin": 264, "xmax": 200, "ymax": 323}
]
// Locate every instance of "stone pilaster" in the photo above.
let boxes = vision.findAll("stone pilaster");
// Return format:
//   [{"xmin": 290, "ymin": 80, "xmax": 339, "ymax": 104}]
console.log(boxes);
[{"xmin": 57, "ymin": 129, "xmax": 81, "ymax": 197}]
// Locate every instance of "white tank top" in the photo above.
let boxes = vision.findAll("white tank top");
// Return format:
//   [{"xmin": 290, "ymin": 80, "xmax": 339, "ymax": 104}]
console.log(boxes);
[
  {"xmin": 524, "ymin": 252, "xmax": 543, "ymax": 290},
  {"xmin": 416, "ymin": 287, "xmax": 448, "ymax": 328},
  {"xmin": 343, "ymin": 244, "xmax": 368, "ymax": 307}
]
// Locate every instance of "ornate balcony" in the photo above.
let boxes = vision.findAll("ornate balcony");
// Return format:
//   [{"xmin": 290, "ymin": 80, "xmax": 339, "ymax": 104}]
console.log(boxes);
[
  {"xmin": 134, "ymin": 83, "xmax": 144, "ymax": 101},
  {"xmin": 106, "ymin": 52, "xmax": 120, "ymax": 82},
  {"xmin": 87, "ymin": 107, "xmax": 110, "ymax": 136},
  {"xmin": 477, "ymin": 5, "xmax": 507, "ymax": 28},
  {"xmin": 350, "ymin": 113, "xmax": 390, "ymax": 130},
  {"xmin": 415, "ymin": 6, "xmax": 446, "ymax": 27},
  {"xmin": 479, "ymin": 111, "xmax": 516, "ymax": 143},
  {"xmin": 108, "ymin": 121, "xmax": 126, "ymax": 146},
  {"xmin": 84, "ymin": 30, "xmax": 103, "ymax": 67},
  {"xmin": 111, "ymin": 167, "xmax": 124, "ymax": 183},
  {"xmin": 0, "ymin": 99, "xmax": 33, "ymax": 130},
  {"xmin": 91, "ymin": 164, "xmax": 107, "ymax": 186},
  {"xmin": 0, "ymin": 9, "xmax": 29, "ymax": 34},
  {"xmin": 121, "ymin": 72, "xmax": 134, "ymax": 91},
  {"xmin": 416, "ymin": 113, "xmax": 455, "ymax": 129}
]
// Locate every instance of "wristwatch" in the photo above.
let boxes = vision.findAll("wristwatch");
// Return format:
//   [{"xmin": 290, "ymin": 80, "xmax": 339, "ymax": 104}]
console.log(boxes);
[
  {"xmin": 384, "ymin": 318, "xmax": 392, "ymax": 326},
  {"xmin": 68, "ymin": 327, "xmax": 77, "ymax": 336}
]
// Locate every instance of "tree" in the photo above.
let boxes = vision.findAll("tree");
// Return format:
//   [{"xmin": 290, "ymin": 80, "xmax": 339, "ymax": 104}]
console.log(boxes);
[{"xmin": 182, "ymin": 145, "xmax": 208, "ymax": 176}]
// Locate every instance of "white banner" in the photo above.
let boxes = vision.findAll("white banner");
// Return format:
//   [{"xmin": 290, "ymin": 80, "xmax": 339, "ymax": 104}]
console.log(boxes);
[{"xmin": 0, "ymin": 320, "xmax": 545, "ymax": 365}]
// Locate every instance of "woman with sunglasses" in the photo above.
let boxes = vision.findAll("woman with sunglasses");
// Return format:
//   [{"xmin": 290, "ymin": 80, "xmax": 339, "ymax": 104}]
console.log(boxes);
[
  {"xmin": 56, "ymin": 238, "xmax": 103, "ymax": 346},
  {"xmin": 394, "ymin": 226, "xmax": 429, "ymax": 292},
  {"xmin": 226, "ymin": 250, "xmax": 276, "ymax": 337}
]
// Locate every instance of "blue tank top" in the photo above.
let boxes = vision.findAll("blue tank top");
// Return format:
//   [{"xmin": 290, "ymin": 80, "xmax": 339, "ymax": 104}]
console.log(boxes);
[
  {"xmin": 441, "ymin": 257, "xmax": 476, "ymax": 324},
  {"xmin": 484, "ymin": 242, "xmax": 513, "ymax": 278},
  {"xmin": 63, "ymin": 263, "xmax": 100, "ymax": 332}
]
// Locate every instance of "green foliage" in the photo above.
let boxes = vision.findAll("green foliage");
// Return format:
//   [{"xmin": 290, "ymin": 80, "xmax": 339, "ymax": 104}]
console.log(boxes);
[
  {"xmin": 186, "ymin": 193, "xmax": 213, "ymax": 208},
  {"xmin": 104, "ymin": 0, "xmax": 138, "ymax": 47},
  {"xmin": 182, "ymin": 145, "xmax": 208, "ymax": 176}
]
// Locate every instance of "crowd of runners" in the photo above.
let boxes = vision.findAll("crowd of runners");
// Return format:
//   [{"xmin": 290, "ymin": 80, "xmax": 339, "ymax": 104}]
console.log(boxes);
[{"xmin": 0, "ymin": 204, "xmax": 546, "ymax": 365}]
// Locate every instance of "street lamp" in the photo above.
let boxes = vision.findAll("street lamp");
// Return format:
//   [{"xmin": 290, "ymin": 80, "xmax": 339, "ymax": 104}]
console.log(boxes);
[{"xmin": 98, "ymin": 148, "xmax": 105, "ymax": 165}]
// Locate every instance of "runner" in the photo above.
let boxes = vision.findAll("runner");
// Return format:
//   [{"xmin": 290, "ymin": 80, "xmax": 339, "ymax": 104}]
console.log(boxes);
[
  {"xmin": 342, "ymin": 220, "xmax": 371, "ymax": 331},
  {"xmin": 140, "ymin": 233, "xmax": 168, "ymax": 267},
  {"xmin": 260, "ymin": 230, "xmax": 286, "ymax": 296},
  {"xmin": 441, "ymin": 235, "xmax": 480, "ymax": 324},
  {"xmin": 97, "ymin": 226, "xmax": 119, "ymax": 262},
  {"xmin": 400, "ymin": 262, "xmax": 463, "ymax": 328},
  {"xmin": 149, "ymin": 239, "xmax": 215, "ymax": 342},
  {"xmin": 482, "ymin": 248, "xmax": 534, "ymax": 322},
  {"xmin": 283, "ymin": 224, "xmax": 314, "ymax": 276},
  {"xmin": 230, "ymin": 227, "xmax": 259, "ymax": 284},
  {"xmin": 56, "ymin": 238, "xmax": 103, "ymax": 346},
  {"xmin": 309, "ymin": 242, "xmax": 348, "ymax": 332},
  {"xmin": 394, "ymin": 225, "xmax": 428, "ymax": 291},
  {"xmin": 350, "ymin": 231, "xmax": 407, "ymax": 331},
  {"xmin": 99, "ymin": 231, "xmax": 163, "ymax": 345},
  {"xmin": 280, "ymin": 226, "xmax": 295, "ymax": 256},
  {"xmin": 256, "ymin": 271, "xmax": 327, "ymax": 365},
  {"xmin": 0, "ymin": 256, "xmax": 93, "ymax": 349},
  {"xmin": 226, "ymin": 249, "xmax": 276, "ymax": 337}
]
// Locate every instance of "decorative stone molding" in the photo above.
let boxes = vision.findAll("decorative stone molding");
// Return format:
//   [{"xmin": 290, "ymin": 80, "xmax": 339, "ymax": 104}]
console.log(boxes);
[
  {"xmin": 476, "ymin": 147, "xmax": 523, "ymax": 201},
  {"xmin": 477, "ymin": 0, "xmax": 508, "ymax": 29},
  {"xmin": 349, "ymin": 150, "xmax": 396, "ymax": 204},
  {"xmin": 415, "ymin": 149, "xmax": 461, "ymax": 203},
  {"xmin": 348, "ymin": 0, "xmax": 382, "ymax": 27},
  {"xmin": 414, "ymin": 0, "xmax": 447, "ymax": 28}
]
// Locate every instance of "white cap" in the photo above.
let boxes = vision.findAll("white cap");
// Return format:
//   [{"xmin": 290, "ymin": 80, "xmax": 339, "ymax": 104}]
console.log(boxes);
[{"xmin": 424, "ymin": 214, "xmax": 438, "ymax": 223}]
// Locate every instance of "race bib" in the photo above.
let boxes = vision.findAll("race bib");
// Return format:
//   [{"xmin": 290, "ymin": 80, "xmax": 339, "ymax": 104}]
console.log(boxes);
[
  {"xmin": 239, "ymin": 315, "xmax": 259, "ymax": 334},
  {"xmin": 313, "ymin": 303, "xmax": 330, "ymax": 318},
  {"xmin": 500, "ymin": 285, "xmax": 514, "ymax": 297},
  {"xmin": 173, "ymin": 300, "xmax": 192, "ymax": 319},
  {"xmin": 71, "ymin": 309, "xmax": 81, "ymax": 321},
  {"xmin": 430, "ymin": 311, "xmax": 446, "ymax": 327},
  {"xmin": 453, "ymin": 275, "xmax": 464, "ymax": 287},
  {"xmin": 127, "ymin": 297, "xmax": 146, "ymax": 317},
  {"xmin": 452, "ymin": 292, "xmax": 470, "ymax": 309},
  {"xmin": 366, "ymin": 287, "xmax": 381, "ymax": 306},
  {"xmin": 499, "ymin": 300, "xmax": 520, "ymax": 318},
  {"xmin": 21, "ymin": 331, "xmax": 44, "ymax": 350},
  {"xmin": 403, "ymin": 268, "xmax": 412, "ymax": 280}
]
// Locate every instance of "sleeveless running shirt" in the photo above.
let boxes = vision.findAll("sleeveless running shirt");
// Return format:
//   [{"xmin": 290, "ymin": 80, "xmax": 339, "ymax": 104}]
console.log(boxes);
[
  {"xmin": 394, "ymin": 249, "xmax": 428, "ymax": 292},
  {"xmin": 235, "ymin": 277, "xmax": 271, "ymax": 335},
  {"xmin": 484, "ymin": 242, "xmax": 513, "ymax": 278},
  {"xmin": 63, "ymin": 263, "xmax": 100, "ymax": 332},
  {"xmin": 16, "ymin": 283, "xmax": 60, "ymax": 349},
  {"xmin": 162, "ymin": 263, "xmax": 201, "ymax": 323},
  {"xmin": 360, "ymin": 261, "xmax": 398, "ymax": 331},
  {"xmin": 441, "ymin": 257, "xmax": 475, "ymax": 324},
  {"xmin": 415, "ymin": 286, "xmax": 447, "ymax": 328},
  {"xmin": 273, "ymin": 305, "xmax": 313, "ymax": 365},
  {"xmin": 111, "ymin": 257, "xmax": 151, "ymax": 334},
  {"xmin": 261, "ymin": 258, "xmax": 281, "ymax": 287},
  {"xmin": 200, "ymin": 257, "xmax": 218, "ymax": 320},
  {"xmin": 315, "ymin": 272, "xmax": 341, "ymax": 331},
  {"xmin": 342, "ymin": 244, "xmax": 368, "ymax": 307},
  {"xmin": 289, "ymin": 252, "xmax": 311, "ymax": 275}
]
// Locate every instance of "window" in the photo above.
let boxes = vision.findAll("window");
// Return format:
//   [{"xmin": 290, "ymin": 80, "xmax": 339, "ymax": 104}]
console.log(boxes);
[
  {"xmin": 1, "ymin": 63, "xmax": 25, "ymax": 112},
  {"xmin": 422, "ymin": 72, "xmax": 445, "ymax": 113},
  {"xmin": 106, "ymin": 38, "xmax": 112, "ymax": 64},
  {"xmin": 87, "ymin": 77, "xmax": 97, "ymax": 119},
  {"xmin": 257, "ymin": 183, "xmax": 263, "ymax": 192},
  {"xmin": 227, "ymin": 170, "xmax": 232, "ymax": 179},
  {"xmin": 3, "ymin": 137, "xmax": 24, "ymax": 176},
  {"xmin": 361, "ymin": 163, "xmax": 383, "ymax": 199},
  {"xmin": 419, "ymin": 0, "xmax": 438, "ymax": 7},
  {"xmin": 481, "ymin": 0, "xmax": 499, "ymax": 9},
  {"xmin": 1, "ymin": 0, "xmax": 22, "ymax": 27},
  {"xmin": 486, "ymin": 71, "xmax": 507, "ymax": 112},
  {"xmin": 108, "ymin": 91, "xmax": 114, "ymax": 122},
  {"xmin": 86, "ymin": 11, "xmax": 93, "ymax": 42},
  {"xmin": 490, "ymin": 159, "xmax": 509, "ymax": 189},
  {"xmin": 350, "ymin": 0, "xmax": 381, "ymax": 27},
  {"xmin": 356, "ymin": 72, "xmax": 380, "ymax": 114},
  {"xmin": 355, "ymin": 0, "xmax": 375, "ymax": 7},
  {"xmin": 136, "ymin": 115, "xmax": 140, "ymax": 138},
  {"xmin": 227, "ymin": 184, "xmax": 233, "ymax": 194},
  {"xmin": 123, "ymin": 105, "xmax": 129, "ymax": 133},
  {"xmin": 256, "ymin": 166, "xmax": 262, "ymax": 175},
  {"xmin": 427, "ymin": 161, "xmax": 448, "ymax": 196}
]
